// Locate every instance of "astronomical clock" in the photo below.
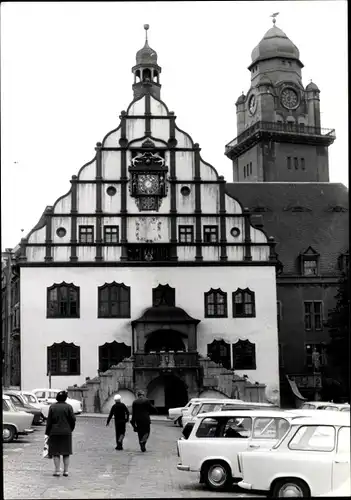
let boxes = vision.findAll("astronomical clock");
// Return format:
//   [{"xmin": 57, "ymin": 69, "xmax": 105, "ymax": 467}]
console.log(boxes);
[{"xmin": 129, "ymin": 140, "xmax": 168, "ymax": 211}]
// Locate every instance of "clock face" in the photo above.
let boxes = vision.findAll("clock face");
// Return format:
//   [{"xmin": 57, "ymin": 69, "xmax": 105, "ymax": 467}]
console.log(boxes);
[
  {"xmin": 281, "ymin": 88, "xmax": 298, "ymax": 109},
  {"xmin": 248, "ymin": 95, "xmax": 256, "ymax": 115},
  {"xmin": 137, "ymin": 174, "xmax": 159, "ymax": 195}
]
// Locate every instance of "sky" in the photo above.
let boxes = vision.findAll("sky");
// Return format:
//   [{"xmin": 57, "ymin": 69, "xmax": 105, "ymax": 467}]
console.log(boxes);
[{"xmin": 1, "ymin": 1, "xmax": 348, "ymax": 250}]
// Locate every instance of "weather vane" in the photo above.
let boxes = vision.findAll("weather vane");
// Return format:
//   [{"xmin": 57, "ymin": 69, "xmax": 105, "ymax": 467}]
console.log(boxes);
[
  {"xmin": 270, "ymin": 12, "xmax": 279, "ymax": 25},
  {"xmin": 144, "ymin": 24, "xmax": 149, "ymax": 42}
]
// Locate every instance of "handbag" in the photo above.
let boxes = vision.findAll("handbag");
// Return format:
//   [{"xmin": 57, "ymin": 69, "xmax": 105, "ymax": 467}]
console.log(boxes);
[{"xmin": 42, "ymin": 435, "xmax": 52, "ymax": 459}]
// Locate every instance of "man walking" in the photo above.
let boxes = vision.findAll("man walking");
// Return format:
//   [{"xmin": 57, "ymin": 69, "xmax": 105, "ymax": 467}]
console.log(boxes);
[
  {"xmin": 106, "ymin": 394, "xmax": 129, "ymax": 450},
  {"xmin": 130, "ymin": 390, "xmax": 157, "ymax": 452}
]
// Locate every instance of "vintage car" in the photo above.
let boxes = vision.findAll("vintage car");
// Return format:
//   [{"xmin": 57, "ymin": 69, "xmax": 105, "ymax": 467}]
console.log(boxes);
[
  {"xmin": 237, "ymin": 412, "xmax": 350, "ymax": 497},
  {"xmin": 301, "ymin": 401, "xmax": 350, "ymax": 412},
  {"xmin": 177, "ymin": 409, "xmax": 301, "ymax": 491},
  {"xmin": 168, "ymin": 398, "xmax": 205, "ymax": 427},
  {"xmin": 21, "ymin": 391, "xmax": 50, "ymax": 419},
  {"xmin": 3, "ymin": 395, "xmax": 34, "ymax": 442},
  {"xmin": 4, "ymin": 390, "xmax": 44, "ymax": 425},
  {"xmin": 32, "ymin": 388, "xmax": 83, "ymax": 414}
]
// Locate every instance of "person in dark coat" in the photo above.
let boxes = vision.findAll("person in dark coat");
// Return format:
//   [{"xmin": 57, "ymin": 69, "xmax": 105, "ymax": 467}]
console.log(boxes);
[
  {"xmin": 130, "ymin": 390, "xmax": 157, "ymax": 452},
  {"xmin": 45, "ymin": 390, "xmax": 76, "ymax": 477},
  {"xmin": 106, "ymin": 394, "xmax": 129, "ymax": 450}
]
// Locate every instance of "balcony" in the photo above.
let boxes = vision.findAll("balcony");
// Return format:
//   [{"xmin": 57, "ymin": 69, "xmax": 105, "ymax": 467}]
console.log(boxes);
[
  {"xmin": 127, "ymin": 244, "xmax": 171, "ymax": 262},
  {"xmin": 134, "ymin": 351, "xmax": 199, "ymax": 370},
  {"xmin": 225, "ymin": 121, "xmax": 336, "ymax": 159}
]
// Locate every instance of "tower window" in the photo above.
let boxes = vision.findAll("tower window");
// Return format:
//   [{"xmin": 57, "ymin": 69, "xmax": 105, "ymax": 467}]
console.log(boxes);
[
  {"xmin": 301, "ymin": 158, "xmax": 305, "ymax": 170},
  {"xmin": 294, "ymin": 157, "xmax": 298, "ymax": 169},
  {"xmin": 203, "ymin": 226, "xmax": 218, "ymax": 243},
  {"xmin": 233, "ymin": 288, "xmax": 256, "ymax": 318},
  {"xmin": 204, "ymin": 288, "xmax": 227, "ymax": 318},
  {"xmin": 47, "ymin": 283, "xmax": 80, "ymax": 318},
  {"xmin": 179, "ymin": 225, "xmax": 194, "ymax": 243},
  {"xmin": 287, "ymin": 157, "xmax": 291, "ymax": 169},
  {"xmin": 79, "ymin": 225, "xmax": 94, "ymax": 243},
  {"xmin": 98, "ymin": 282, "xmax": 131, "ymax": 318},
  {"xmin": 104, "ymin": 226, "xmax": 119, "ymax": 243}
]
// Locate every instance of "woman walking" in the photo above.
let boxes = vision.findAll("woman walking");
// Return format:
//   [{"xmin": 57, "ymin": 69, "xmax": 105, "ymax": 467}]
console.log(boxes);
[{"xmin": 45, "ymin": 390, "xmax": 76, "ymax": 477}]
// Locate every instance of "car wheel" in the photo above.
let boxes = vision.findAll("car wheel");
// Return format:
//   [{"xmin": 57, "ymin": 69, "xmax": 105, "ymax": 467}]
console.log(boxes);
[
  {"xmin": 3, "ymin": 425, "xmax": 16, "ymax": 443},
  {"xmin": 272, "ymin": 478, "xmax": 310, "ymax": 498},
  {"xmin": 203, "ymin": 461, "xmax": 232, "ymax": 491}
]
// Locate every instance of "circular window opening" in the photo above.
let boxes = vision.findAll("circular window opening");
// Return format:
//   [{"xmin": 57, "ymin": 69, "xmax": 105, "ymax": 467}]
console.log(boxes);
[
  {"xmin": 180, "ymin": 186, "xmax": 191, "ymax": 197},
  {"xmin": 56, "ymin": 227, "xmax": 67, "ymax": 238},
  {"xmin": 106, "ymin": 186, "xmax": 117, "ymax": 196},
  {"xmin": 230, "ymin": 227, "xmax": 240, "ymax": 238}
]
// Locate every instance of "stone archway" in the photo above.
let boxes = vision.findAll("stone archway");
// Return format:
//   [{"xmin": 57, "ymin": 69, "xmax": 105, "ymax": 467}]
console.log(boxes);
[{"xmin": 147, "ymin": 374, "xmax": 188, "ymax": 414}]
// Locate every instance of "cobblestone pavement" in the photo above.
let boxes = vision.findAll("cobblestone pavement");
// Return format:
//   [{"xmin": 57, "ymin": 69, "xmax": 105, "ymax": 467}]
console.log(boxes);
[{"xmin": 4, "ymin": 418, "xmax": 265, "ymax": 498}]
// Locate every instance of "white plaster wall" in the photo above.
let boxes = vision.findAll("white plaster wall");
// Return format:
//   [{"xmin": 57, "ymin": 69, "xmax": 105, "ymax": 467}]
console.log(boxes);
[
  {"xmin": 79, "ymin": 159, "xmax": 96, "ymax": 181},
  {"xmin": 103, "ymin": 128, "xmax": 121, "ymax": 148},
  {"xmin": 201, "ymin": 185, "xmax": 219, "ymax": 213},
  {"xmin": 150, "ymin": 96, "xmax": 168, "ymax": 116},
  {"xmin": 77, "ymin": 184, "xmax": 96, "ymax": 213},
  {"xmin": 175, "ymin": 129, "xmax": 193, "ymax": 148},
  {"xmin": 175, "ymin": 151, "xmax": 194, "ymax": 179},
  {"xmin": 200, "ymin": 160, "xmax": 218, "ymax": 181},
  {"xmin": 26, "ymin": 247, "xmax": 46, "ymax": 262},
  {"xmin": 177, "ymin": 247, "xmax": 196, "ymax": 261},
  {"xmin": 227, "ymin": 246, "xmax": 245, "ymax": 260},
  {"xmin": 20, "ymin": 266, "xmax": 278, "ymax": 392},
  {"xmin": 150, "ymin": 119, "xmax": 170, "ymax": 142},
  {"xmin": 128, "ymin": 96, "xmax": 145, "ymax": 116},
  {"xmin": 202, "ymin": 246, "xmax": 220, "ymax": 261},
  {"xmin": 77, "ymin": 246, "xmax": 96, "ymax": 261},
  {"xmin": 127, "ymin": 217, "xmax": 169, "ymax": 243},
  {"xmin": 251, "ymin": 246, "xmax": 269, "ymax": 261},
  {"xmin": 250, "ymin": 226, "xmax": 268, "ymax": 243},
  {"xmin": 176, "ymin": 184, "xmax": 195, "ymax": 213},
  {"xmin": 226, "ymin": 217, "xmax": 245, "ymax": 242},
  {"xmin": 103, "ymin": 216, "xmax": 121, "ymax": 227},
  {"xmin": 102, "ymin": 184, "xmax": 121, "ymax": 213},
  {"xmin": 54, "ymin": 192, "xmax": 71, "ymax": 213},
  {"xmin": 28, "ymin": 226, "xmax": 46, "ymax": 244},
  {"xmin": 225, "ymin": 194, "xmax": 243, "ymax": 214},
  {"xmin": 53, "ymin": 247, "xmax": 71, "ymax": 262},
  {"xmin": 102, "ymin": 151, "xmax": 121, "ymax": 180},
  {"xmin": 52, "ymin": 217, "xmax": 71, "ymax": 244},
  {"xmin": 201, "ymin": 216, "xmax": 219, "ymax": 230},
  {"xmin": 103, "ymin": 246, "xmax": 122, "ymax": 262},
  {"xmin": 77, "ymin": 217, "xmax": 96, "ymax": 228},
  {"xmin": 126, "ymin": 119, "xmax": 144, "ymax": 141}
]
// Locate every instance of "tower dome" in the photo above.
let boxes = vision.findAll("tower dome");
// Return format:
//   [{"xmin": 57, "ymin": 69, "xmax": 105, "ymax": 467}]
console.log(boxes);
[
  {"xmin": 306, "ymin": 81, "xmax": 320, "ymax": 92},
  {"xmin": 136, "ymin": 38, "xmax": 158, "ymax": 65},
  {"xmin": 132, "ymin": 25, "xmax": 162, "ymax": 100},
  {"xmin": 250, "ymin": 25, "xmax": 302, "ymax": 67}
]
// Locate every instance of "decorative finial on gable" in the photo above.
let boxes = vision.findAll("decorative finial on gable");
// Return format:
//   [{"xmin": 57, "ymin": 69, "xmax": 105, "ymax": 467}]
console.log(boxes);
[
  {"xmin": 144, "ymin": 24, "xmax": 149, "ymax": 42},
  {"xmin": 270, "ymin": 12, "xmax": 279, "ymax": 25}
]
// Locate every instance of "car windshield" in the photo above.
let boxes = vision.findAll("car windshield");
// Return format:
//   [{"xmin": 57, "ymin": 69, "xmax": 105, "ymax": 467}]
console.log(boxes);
[
  {"xmin": 5, "ymin": 397, "xmax": 19, "ymax": 412},
  {"xmin": 23, "ymin": 394, "xmax": 37, "ymax": 404}
]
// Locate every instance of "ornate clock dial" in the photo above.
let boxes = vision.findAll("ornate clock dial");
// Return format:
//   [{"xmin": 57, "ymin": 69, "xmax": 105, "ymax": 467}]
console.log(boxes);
[
  {"xmin": 281, "ymin": 88, "xmax": 298, "ymax": 109},
  {"xmin": 248, "ymin": 95, "xmax": 256, "ymax": 115},
  {"xmin": 137, "ymin": 174, "xmax": 159, "ymax": 195}
]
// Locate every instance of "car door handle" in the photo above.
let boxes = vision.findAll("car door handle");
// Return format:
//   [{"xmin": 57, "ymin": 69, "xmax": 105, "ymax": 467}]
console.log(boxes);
[
  {"xmin": 334, "ymin": 460, "xmax": 348, "ymax": 464},
  {"xmin": 249, "ymin": 445, "xmax": 260, "ymax": 449}
]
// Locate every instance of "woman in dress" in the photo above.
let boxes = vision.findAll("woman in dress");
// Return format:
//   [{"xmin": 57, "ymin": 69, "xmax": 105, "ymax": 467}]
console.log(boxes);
[{"xmin": 45, "ymin": 390, "xmax": 76, "ymax": 477}]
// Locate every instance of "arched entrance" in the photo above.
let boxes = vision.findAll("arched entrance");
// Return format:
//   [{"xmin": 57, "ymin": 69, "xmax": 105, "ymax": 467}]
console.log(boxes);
[
  {"xmin": 144, "ymin": 329, "xmax": 186, "ymax": 353},
  {"xmin": 147, "ymin": 374, "xmax": 188, "ymax": 414}
]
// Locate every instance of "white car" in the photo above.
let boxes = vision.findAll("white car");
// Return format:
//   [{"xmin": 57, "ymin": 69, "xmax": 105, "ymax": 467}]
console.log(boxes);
[
  {"xmin": 301, "ymin": 401, "xmax": 350, "ymax": 412},
  {"xmin": 168, "ymin": 398, "xmax": 213, "ymax": 426},
  {"xmin": 3, "ymin": 395, "xmax": 34, "ymax": 442},
  {"xmin": 237, "ymin": 412, "xmax": 350, "ymax": 497},
  {"xmin": 177, "ymin": 409, "xmax": 301, "ymax": 491},
  {"xmin": 20, "ymin": 391, "xmax": 50, "ymax": 419},
  {"xmin": 32, "ymin": 388, "xmax": 83, "ymax": 414}
]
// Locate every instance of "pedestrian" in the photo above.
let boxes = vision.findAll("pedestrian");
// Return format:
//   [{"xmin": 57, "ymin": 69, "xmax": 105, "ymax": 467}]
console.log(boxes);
[
  {"xmin": 106, "ymin": 394, "xmax": 130, "ymax": 450},
  {"xmin": 45, "ymin": 390, "xmax": 76, "ymax": 477},
  {"xmin": 130, "ymin": 390, "xmax": 157, "ymax": 452}
]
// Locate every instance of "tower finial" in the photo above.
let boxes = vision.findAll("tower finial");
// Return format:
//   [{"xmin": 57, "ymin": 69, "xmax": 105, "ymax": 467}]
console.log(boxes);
[
  {"xmin": 144, "ymin": 24, "xmax": 149, "ymax": 43},
  {"xmin": 270, "ymin": 12, "xmax": 279, "ymax": 25}
]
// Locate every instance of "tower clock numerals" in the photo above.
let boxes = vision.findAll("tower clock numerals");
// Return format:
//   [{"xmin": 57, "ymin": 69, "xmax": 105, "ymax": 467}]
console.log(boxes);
[
  {"xmin": 248, "ymin": 95, "xmax": 256, "ymax": 115},
  {"xmin": 281, "ymin": 88, "xmax": 298, "ymax": 109}
]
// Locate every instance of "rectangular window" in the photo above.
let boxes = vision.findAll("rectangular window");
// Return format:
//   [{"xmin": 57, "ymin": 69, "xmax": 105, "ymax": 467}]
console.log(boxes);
[
  {"xmin": 249, "ymin": 162, "xmax": 252, "ymax": 175},
  {"xmin": 304, "ymin": 301, "xmax": 323, "ymax": 331},
  {"xmin": 287, "ymin": 157, "xmax": 291, "ymax": 169},
  {"xmin": 178, "ymin": 225, "xmax": 194, "ymax": 243},
  {"xmin": 301, "ymin": 158, "xmax": 305, "ymax": 170},
  {"xmin": 303, "ymin": 259, "xmax": 317, "ymax": 276},
  {"xmin": 294, "ymin": 157, "xmax": 298, "ymax": 169},
  {"xmin": 203, "ymin": 226, "xmax": 218, "ymax": 243},
  {"xmin": 104, "ymin": 226, "xmax": 119, "ymax": 243},
  {"xmin": 299, "ymin": 123, "xmax": 305, "ymax": 132},
  {"xmin": 288, "ymin": 425, "xmax": 335, "ymax": 452},
  {"xmin": 79, "ymin": 225, "xmax": 94, "ymax": 243}
]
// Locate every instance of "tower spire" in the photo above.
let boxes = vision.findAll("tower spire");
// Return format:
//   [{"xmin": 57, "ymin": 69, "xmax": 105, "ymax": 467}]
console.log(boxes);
[
  {"xmin": 132, "ymin": 24, "xmax": 162, "ymax": 100},
  {"xmin": 144, "ymin": 23, "xmax": 149, "ymax": 43},
  {"xmin": 270, "ymin": 12, "xmax": 279, "ymax": 25}
]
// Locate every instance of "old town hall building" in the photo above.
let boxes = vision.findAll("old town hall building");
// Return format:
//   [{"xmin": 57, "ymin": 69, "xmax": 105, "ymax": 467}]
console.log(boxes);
[{"xmin": 2, "ymin": 21, "xmax": 348, "ymax": 410}]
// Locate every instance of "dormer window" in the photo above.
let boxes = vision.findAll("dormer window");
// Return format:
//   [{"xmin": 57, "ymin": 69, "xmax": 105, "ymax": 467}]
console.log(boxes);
[
  {"xmin": 303, "ymin": 260, "xmax": 317, "ymax": 276},
  {"xmin": 339, "ymin": 251, "xmax": 349, "ymax": 273},
  {"xmin": 300, "ymin": 246, "xmax": 319, "ymax": 276}
]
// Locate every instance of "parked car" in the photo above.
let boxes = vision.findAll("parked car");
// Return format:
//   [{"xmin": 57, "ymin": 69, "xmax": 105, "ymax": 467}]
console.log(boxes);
[
  {"xmin": 301, "ymin": 401, "xmax": 350, "ymax": 412},
  {"xmin": 32, "ymin": 388, "xmax": 83, "ymax": 414},
  {"xmin": 177, "ymin": 409, "xmax": 301, "ymax": 491},
  {"xmin": 237, "ymin": 412, "xmax": 350, "ymax": 497},
  {"xmin": 168, "ymin": 398, "xmax": 213, "ymax": 427},
  {"xmin": 20, "ymin": 391, "xmax": 50, "ymax": 419},
  {"xmin": 3, "ymin": 395, "xmax": 34, "ymax": 443},
  {"xmin": 3, "ymin": 390, "xmax": 44, "ymax": 425}
]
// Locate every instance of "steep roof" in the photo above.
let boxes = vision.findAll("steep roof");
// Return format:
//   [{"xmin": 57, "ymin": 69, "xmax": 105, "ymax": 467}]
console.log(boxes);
[{"xmin": 225, "ymin": 183, "xmax": 349, "ymax": 274}]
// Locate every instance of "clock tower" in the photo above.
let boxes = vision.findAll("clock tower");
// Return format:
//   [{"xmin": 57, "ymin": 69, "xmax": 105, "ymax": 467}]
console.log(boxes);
[{"xmin": 225, "ymin": 20, "xmax": 336, "ymax": 182}]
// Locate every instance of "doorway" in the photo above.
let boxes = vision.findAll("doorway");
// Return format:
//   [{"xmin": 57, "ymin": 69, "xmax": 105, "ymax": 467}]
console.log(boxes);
[{"xmin": 147, "ymin": 374, "xmax": 188, "ymax": 414}]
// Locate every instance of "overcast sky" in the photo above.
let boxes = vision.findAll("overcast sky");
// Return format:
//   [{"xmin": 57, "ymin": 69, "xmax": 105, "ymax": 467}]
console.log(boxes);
[{"xmin": 1, "ymin": 1, "xmax": 348, "ymax": 250}]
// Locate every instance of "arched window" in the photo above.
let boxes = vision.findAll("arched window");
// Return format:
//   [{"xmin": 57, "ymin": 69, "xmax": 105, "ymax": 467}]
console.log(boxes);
[
  {"xmin": 204, "ymin": 288, "xmax": 227, "ymax": 318},
  {"xmin": 232, "ymin": 288, "xmax": 255, "ymax": 317},
  {"xmin": 47, "ymin": 342, "xmax": 80, "ymax": 375},
  {"xmin": 152, "ymin": 284, "xmax": 175, "ymax": 307},
  {"xmin": 207, "ymin": 339, "xmax": 231, "ymax": 369},
  {"xmin": 98, "ymin": 282, "xmax": 131, "ymax": 318},
  {"xmin": 232, "ymin": 339, "xmax": 256, "ymax": 370},
  {"xmin": 98, "ymin": 341, "xmax": 131, "ymax": 373},
  {"xmin": 47, "ymin": 282, "xmax": 80, "ymax": 318}
]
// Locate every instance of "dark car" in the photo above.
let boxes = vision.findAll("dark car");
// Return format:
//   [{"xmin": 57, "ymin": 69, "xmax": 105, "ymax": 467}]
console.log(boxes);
[{"xmin": 3, "ymin": 390, "xmax": 44, "ymax": 425}]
